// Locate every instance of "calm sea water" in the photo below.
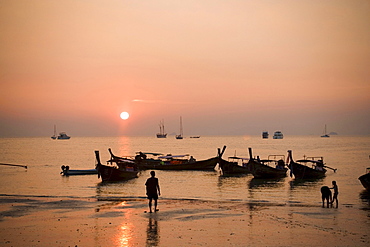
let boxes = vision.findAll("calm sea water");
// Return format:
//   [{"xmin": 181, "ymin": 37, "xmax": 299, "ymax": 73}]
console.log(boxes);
[{"xmin": 0, "ymin": 135, "xmax": 369, "ymax": 209}]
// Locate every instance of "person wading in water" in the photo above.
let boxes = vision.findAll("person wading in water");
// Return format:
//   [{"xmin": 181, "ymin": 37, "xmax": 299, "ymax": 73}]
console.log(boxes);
[{"xmin": 145, "ymin": 171, "xmax": 161, "ymax": 213}]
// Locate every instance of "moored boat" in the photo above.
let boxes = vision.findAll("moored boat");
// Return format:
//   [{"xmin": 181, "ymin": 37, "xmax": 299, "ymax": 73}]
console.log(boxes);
[
  {"xmin": 51, "ymin": 125, "xmax": 70, "ymax": 139},
  {"xmin": 273, "ymin": 131, "xmax": 283, "ymax": 139},
  {"xmin": 57, "ymin": 132, "xmax": 71, "ymax": 139},
  {"xmin": 175, "ymin": 116, "xmax": 184, "ymax": 139},
  {"xmin": 153, "ymin": 155, "xmax": 218, "ymax": 170},
  {"xmin": 246, "ymin": 147, "xmax": 287, "ymax": 179},
  {"xmin": 216, "ymin": 146, "xmax": 250, "ymax": 175},
  {"xmin": 95, "ymin": 150, "xmax": 139, "ymax": 182},
  {"xmin": 218, "ymin": 157, "xmax": 250, "ymax": 175},
  {"xmin": 321, "ymin": 124, "xmax": 330, "ymax": 138},
  {"xmin": 359, "ymin": 168, "xmax": 370, "ymax": 190},
  {"xmin": 156, "ymin": 119, "xmax": 167, "ymax": 138},
  {"xmin": 60, "ymin": 165, "xmax": 97, "ymax": 176},
  {"xmin": 287, "ymin": 150, "xmax": 336, "ymax": 179},
  {"xmin": 51, "ymin": 125, "xmax": 57, "ymax": 139},
  {"xmin": 109, "ymin": 148, "xmax": 218, "ymax": 171}
]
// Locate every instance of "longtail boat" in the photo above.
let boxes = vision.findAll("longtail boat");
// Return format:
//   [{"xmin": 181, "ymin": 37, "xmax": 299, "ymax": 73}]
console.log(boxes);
[
  {"xmin": 217, "ymin": 146, "xmax": 250, "ymax": 175},
  {"xmin": 287, "ymin": 150, "xmax": 336, "ymax": 179},
  {"xmin": 95, "ymin": 150, "xmax": 139, "ymax": 182},
  {"xmin": 359, "ymin": 168, "xmax": 370, "ymax": 190},
  {"xmin": 109, "ymin": 148, "xmax": 218, "ymax": 171},
  {"xmin": 246, "ymin": 147, "xmax": 287, "ymax": 179},
  {"xmin": 60, "ymin": 165, "xmax": 97, "ymax": 176}
]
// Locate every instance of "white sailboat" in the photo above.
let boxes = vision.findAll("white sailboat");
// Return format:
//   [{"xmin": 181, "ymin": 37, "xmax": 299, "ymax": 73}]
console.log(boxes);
[
  {"xmin": 176, "ymin": 116, "xmax": 184, "ymax": 139},
  {"xmin": 321, "ymin": 124, "xmax": 330, "ymax": 138},
  {"xmin": 51, "ymin": 125, "xmax": 57, "ymax": 139}
]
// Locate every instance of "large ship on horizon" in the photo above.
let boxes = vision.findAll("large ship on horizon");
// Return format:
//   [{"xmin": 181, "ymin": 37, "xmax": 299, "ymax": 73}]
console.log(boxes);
[{"xmin": 156, "ymin": 120, "xmax": 167, "ymax": 138}]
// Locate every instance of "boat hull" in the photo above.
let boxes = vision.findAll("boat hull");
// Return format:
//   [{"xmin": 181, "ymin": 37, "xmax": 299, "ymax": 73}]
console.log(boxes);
[
  {"xmin": 359, "ymin": 173, "xmax": 370, "ymax": 190},
  {"xmin": 246, "ymin": 160, "xmax": 287, "ymax": 179},
  {"xmin": 156, "ymin": 134, "xmax": 167, "ymax": 138},
  {"xmin": 138, "ymin": 157, "xmax": 218, "ymax": 171},
  {"xmin": 218, "ymin": 158, "xmax": 250, "ymax": 175},
  {"xmin": 62, "ymin": 169, "xmax": 98, "ymax": 176},
  {"xmin": 288, "ymin": 162, "xmax": 326, "ymax": 179},
  {"xmin": 96, "ymin": 164, "xmax": 139, "ymax": 182}
]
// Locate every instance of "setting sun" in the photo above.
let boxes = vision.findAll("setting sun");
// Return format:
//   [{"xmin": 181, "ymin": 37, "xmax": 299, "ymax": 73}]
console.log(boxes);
[{"xmin": 120, "ymin": 112, "xmax": 130, "ymax": 120}]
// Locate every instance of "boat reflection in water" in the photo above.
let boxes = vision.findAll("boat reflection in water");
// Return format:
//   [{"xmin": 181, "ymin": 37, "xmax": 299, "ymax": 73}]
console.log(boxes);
[
  {"xmin": 146, "ymin": 217, "xmax": 160, "ymax": 246},
  {"xmin": 248, "ymin": 177, "xmax": 285, "ymax": 189}
]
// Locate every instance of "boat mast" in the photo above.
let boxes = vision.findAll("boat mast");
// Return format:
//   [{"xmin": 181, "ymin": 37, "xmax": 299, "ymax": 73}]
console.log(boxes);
[{"xmin": 179, "ymin": 116, "xmax": 183, "ymax": 136}]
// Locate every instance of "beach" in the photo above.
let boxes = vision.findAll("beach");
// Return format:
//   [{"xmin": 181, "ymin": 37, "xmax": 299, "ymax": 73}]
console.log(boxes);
[{"xmin": 1, "ymin": 195, "xmax": 369, "ymax": 247}]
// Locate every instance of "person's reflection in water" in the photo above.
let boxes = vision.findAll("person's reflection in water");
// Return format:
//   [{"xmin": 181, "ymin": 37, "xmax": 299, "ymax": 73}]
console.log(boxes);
[{"xmin": 146, "ymin": 217, "xmax": 159, "ymax": 247}]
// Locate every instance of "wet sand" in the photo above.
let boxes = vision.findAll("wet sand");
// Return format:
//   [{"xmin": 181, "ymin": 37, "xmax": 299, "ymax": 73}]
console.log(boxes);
[{"xmin": 0, "ymin": 195, "xmax": 369, "ymax": 246}]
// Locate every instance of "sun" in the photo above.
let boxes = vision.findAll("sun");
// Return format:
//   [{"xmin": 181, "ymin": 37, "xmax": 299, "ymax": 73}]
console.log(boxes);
[{"xmin": 120, "ymin": 112, "xmax": 130, "ymax": 120}]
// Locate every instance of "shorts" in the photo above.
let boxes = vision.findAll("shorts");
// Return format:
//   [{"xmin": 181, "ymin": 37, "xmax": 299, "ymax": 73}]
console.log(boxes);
[{"xmin": 147, "ymin": 194, "xmax": 158, "ymax": 200}]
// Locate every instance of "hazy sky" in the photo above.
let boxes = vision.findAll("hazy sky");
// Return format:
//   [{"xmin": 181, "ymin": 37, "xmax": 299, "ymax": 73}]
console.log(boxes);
[{"xmin": 1, "ymin": 0, "xmax": 369, "ymax": 137}]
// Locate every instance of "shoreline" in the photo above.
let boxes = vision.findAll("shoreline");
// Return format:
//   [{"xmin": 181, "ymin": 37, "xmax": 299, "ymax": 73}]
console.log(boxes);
[{"xmin": 0, "ymin": 195, "xmax": 369, "ymax": 246}]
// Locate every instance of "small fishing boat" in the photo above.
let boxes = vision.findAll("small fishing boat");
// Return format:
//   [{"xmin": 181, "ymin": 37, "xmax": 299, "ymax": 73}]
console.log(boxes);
[
  {"xmin": 109, "ymin": 149, "xmax": 218, "ymax": 171},
  {"xmin": 175, "ymin": 116, "xmax": 184, "ymax": 139},
  {"xmin": 190, "ymin": 136, "xmax": 200, "ymax": 138},
  {"xmin": 216, "ymin": 146, "xmax": 250, "ymax": 175},
  {"xmin": 95, "ymin": 150, "xmax": 139, "ymax": 182},
  {"xmin": 60, "ymin": 165, "xmax": 97, "ymax": 176},
  {"xmin": 359, "ymin": 168, "xmax": 370, "ymax": 190},
  {"xmin": 156, "ymin": 120, "xmax": 167, "ymax": 138},
  {"xmin": 287, "ymin": 150, "xmax": 336, "ymax": 179},
  {"xmin": 218, "ymin": 157, "xmax": 250, "ymax": 175},
  {"xmin": 154, "ymin": 155, "xmax": 218, "ymax": 170},
  {"xmin": 246, "ymin": 147, "xmax": 287, "ymax": 179},
  {"xmin": 273, "ymin": 131, "xmax": 283, "ymax": 139}
]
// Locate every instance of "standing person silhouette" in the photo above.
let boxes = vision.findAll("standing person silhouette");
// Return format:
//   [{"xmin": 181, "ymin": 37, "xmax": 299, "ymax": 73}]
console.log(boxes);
[
  {"xmin": 330, "ymin": 181, "xmax": 339, "ymax": 208},
  {"xmin": 145, "ymin": 171, "xmax": 161, "ymax": 213}
]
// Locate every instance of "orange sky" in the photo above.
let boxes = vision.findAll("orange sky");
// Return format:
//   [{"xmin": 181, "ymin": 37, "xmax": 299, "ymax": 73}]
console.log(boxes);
[{"xmin": 1, "ymin": 0, "xmax": 369, "ymax": 137}]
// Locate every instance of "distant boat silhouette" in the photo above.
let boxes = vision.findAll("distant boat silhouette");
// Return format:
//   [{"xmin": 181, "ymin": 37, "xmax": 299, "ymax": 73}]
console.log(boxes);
[
  {"xmin": 156, "ymin": 120, "xmax": 167, "ymax": 138},
  {"xmin": 321, "ymin": 124, "xmax": 330, "ymax": 138},
  {"xmin": 51, "ymin": 125, "xmax": 70, "ymax": 140},
  {"xmin": 51, "ymin": 125, "xmax": 57, "ymax": 139},
  {"xmin": 176, "ymin": 116, "xmax": 183, "ymax": 139},
  {"xmin": 273, "ymin": 131, "xmax": 283, "ymax": 139}
]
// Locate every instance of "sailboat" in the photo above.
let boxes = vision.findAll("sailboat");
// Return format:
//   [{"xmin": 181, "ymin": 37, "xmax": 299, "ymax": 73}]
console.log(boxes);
[
  {"xmin": 51, "ymin": 125, "xmax": 71, "ymax": 140},
  {"xmin": 321, "ymin": 124, "xmax": 330, "ymax": 138},
  {"xmin": 51, "ymin": 125, "xmax": 57, "ymax": 139},
  {"xmin": 176, "ymin": 116, "xmax": 183, "ymax": 139},
  {"xmin": 156, "ymin": 120, "xmax": 167, "ymax": 138}
]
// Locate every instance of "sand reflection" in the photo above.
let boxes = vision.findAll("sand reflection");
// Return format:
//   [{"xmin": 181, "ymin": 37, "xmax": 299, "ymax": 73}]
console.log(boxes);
[{"xmin": 146, "ymin": 217, "xmax": 160, "ymax": 247}]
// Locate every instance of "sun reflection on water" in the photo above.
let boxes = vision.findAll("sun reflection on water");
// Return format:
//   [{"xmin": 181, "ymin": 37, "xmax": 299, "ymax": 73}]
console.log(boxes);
[{"xmin": 118, "ymin": 223, "xmax": 133, "ymax": 247}]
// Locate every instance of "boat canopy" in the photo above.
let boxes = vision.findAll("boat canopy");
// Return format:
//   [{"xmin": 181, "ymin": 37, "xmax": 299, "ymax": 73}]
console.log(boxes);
[
  {"xmin": 296, "ymin": 159, "xmax": 323, "ymax": 164},
  {"xmin": 158, "ymin": 154, "xmax": 189, "ymax": 159},
  {"xmin": 106, "ymin": 159, "xmax": 135, "ymax": 164},
  {"xmin": 228, "ymin": 156, "xmax": 250, "ymax": 161},
  {"xmin": 138, "ymin": 152, "xmax": 163, "ymax": 156}
]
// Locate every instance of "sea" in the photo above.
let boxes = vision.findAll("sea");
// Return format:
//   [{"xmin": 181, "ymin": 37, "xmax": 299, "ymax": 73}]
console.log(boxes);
[{"xmin": 0, "ymin": 135, "xmax": 369, "ymax": 210}]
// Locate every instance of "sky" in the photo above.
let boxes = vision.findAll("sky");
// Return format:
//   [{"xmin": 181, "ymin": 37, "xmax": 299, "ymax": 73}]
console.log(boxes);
[{"xmin": 0, "ymin": 0, "xmax": 369, "ymax": 137}]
